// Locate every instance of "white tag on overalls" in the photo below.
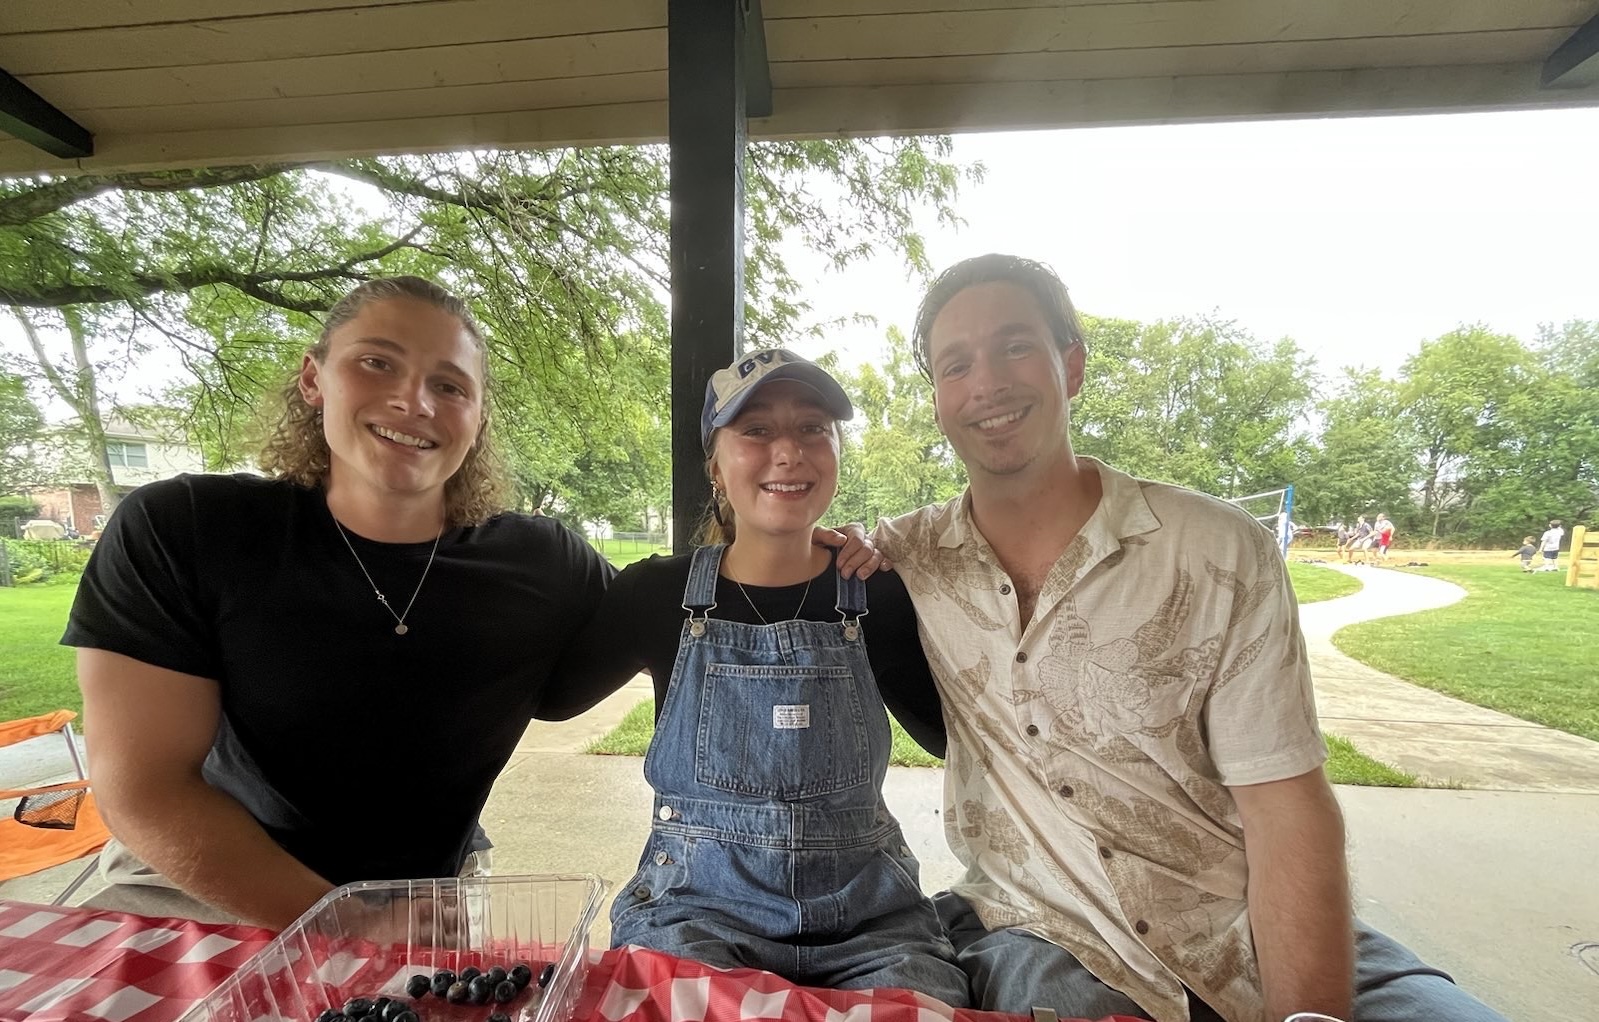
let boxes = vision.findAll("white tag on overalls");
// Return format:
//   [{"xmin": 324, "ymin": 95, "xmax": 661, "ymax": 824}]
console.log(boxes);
[{"xmin": 772, "ymin": 705, "xmax": 811, "ymax": 729}]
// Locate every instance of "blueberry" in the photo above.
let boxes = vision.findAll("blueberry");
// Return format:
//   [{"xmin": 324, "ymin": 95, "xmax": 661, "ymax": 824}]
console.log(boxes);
[
  {"xmin": 430, "ymin": 970, "xmax": 456, "ymax": 997},
  {"xmin": 342, "ymin": 998, "xmax": 374, "ymax": 1018},
  {"xmin": 508, "ymin": 963, "xmax": 533, "ymax": 989},
  {"xmin": 314, "ymin": 1011, "xmax": 339, "ymax": 1022},
  {"xmin": 380, "ymin": 1001, "xmax": 409, "ymax": 1022},
  {"xmin": 404, "ymin": 974, "xmax": 430, "ymax": 999},
  {"xmin": 489, "ymin": 1014, "xmax": 511, "ymax": 1022},
  {"xmin": 459, "ymin": 966, "xmax": 482, "ymax": 983},
  {"xmin": 446, "ymin": 980, "xmax": 471, "ymax": 1004},
  {"xmin": 370, "ymin": 998, "xmax": 391, "ymax": 1017},
  {"xmin": 492, "ymin": 979, "xmax": 518, "ymax": 1004},
  {"xmin": 486, "ymin": 966, "xmax": 508, "ymax": 986},
  {"xmin": 538, "ymin": 962, "xmax": 556, "ymax": 988},
  {"xmin": 467, "ymin": 975, "xmax": 495, "ymax": 1005},
  {"xmin": 392, "ymin": 1013, "xmax": 418, "ymax": 1022}
]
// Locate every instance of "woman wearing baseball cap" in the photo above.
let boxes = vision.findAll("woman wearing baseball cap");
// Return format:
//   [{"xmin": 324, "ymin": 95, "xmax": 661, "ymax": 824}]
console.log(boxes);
[{"xmin": 556, "ymin": 348, "xmax": 967, "ymax": 1004}]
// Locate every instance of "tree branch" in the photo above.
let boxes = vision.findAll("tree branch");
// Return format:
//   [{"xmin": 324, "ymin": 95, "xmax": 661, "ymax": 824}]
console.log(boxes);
[
  {"xmin": 9, "ymin": 306, "xmax": 75, "ymax": 408},
  {"xmin": 0, "ymin": 228, "xmax": 423, "ymax": 314},
  {"xmin": 0, "ymin": 165, "xmax": 304, "ymax": 227}
]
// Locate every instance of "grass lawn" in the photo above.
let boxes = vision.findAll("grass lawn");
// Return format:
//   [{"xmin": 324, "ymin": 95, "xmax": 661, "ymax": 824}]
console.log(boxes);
[
  {"xmin": 1323, "ymin": 732, "xmax": 1422, "ymax": 787},
  {"xmin": 0, "ymin": 583, "xmax": 81, "ymax": 720},
  {"xmin": 1287, "ymin": 561, "xmax": 1363, "ymax": 604},
  {"xmin": 589, "ymin": 699, "xmax": 1421, "ymax": 785},
  {"xmin": 587, "ymin": 699, "xmax": 943, "ymax": 768},
  {"xmin": 1334, "ymin": 564, "xmax": 1599, "ymax": 741}
]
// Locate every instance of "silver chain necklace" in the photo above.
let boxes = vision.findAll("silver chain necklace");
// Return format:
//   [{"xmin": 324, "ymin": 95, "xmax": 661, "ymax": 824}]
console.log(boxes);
[
  {"xmin": 332, "ymin": 520, "xmax": 442, "ymax": 635},
  {"xmin": 734, "ymin": 575, "xmax": 813, "ymax": 625}
]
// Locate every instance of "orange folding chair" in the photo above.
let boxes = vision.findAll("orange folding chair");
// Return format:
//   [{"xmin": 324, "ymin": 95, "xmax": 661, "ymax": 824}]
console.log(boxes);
[{"xmin": 0, "ymin": 709, "xmax": 110, "ymax": 904}]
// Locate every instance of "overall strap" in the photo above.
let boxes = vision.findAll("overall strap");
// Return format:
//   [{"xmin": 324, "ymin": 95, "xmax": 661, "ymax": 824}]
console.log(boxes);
[
  {"xmin": 682, "ymin": 545, "xmax": 725, "ymax": 634},
  {"xmin": 833, "ymin": 563, "xmax": 868, "ymax": 640}
]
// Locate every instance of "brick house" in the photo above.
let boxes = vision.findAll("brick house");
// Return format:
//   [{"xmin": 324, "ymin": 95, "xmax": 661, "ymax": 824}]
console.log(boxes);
[{"xmin": 27, "ymin": 419, "xmax": 206, "ymax": 534}]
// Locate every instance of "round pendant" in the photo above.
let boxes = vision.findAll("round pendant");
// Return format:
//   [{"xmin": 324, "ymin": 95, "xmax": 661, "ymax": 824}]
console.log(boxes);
[{"xmin": 394, "ymin": 623, "xmax": 409, "ymax": 635}]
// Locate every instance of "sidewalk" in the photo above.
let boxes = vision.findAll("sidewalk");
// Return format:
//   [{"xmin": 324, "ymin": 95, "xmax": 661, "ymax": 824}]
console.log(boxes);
[{"xmin": 1300, "ymin": 562, "xmax": 1599, "ymax": 792}]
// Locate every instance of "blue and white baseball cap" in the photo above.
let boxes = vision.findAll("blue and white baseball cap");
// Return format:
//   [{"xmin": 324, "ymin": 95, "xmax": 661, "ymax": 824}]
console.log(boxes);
[{"xmin": 701, "ymin": 348, "xmax": 854, "ymax": 450}]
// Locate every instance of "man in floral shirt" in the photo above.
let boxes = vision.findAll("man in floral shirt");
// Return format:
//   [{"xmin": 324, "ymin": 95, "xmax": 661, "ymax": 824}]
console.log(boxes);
[{"xmin": 874, "ymin": 254, "xmax": 1504, "ymax": 1022}]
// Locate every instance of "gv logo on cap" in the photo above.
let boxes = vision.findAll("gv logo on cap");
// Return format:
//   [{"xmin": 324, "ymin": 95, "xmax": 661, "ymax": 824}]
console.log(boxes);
[{"xmin": 737, "ymin": 351, "xmax": 781, "ymax": 378}]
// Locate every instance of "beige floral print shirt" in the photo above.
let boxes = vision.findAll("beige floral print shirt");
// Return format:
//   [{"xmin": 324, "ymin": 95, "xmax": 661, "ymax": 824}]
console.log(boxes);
[{"xmin": 875, "ymin": 458, "xmax": 1326, "ymax": 1022}]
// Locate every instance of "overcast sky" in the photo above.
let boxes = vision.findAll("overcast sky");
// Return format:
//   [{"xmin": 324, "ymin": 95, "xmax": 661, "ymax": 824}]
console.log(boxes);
[
  {"xmin": 8, "ymin": 105, "xmax": 1599, "ymax": 416},
  {"xmin": 790, "ymin": 106, "xmax": 1599, "ymax": 381}
]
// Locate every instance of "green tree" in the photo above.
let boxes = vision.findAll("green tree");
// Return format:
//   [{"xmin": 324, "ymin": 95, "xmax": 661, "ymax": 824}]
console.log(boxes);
[
  {"xmin": 1396, "ymin": 326, "xmax": 1529, "ymax": 540},
  {"xmin": 828, "ymin": 327, "xmax": 965, "ymax": 527},
  {"xmin": 0, "ymin": 369, "xmax": 44, "ymax": 494},
  {"xmin": 1296, "ymin": 369, "xmax": 1418, "ymax": 530},
  {"xmin": 1074, "ymin": 315, "xmax": 1315, "ymax": 497},
  {"xmin": 0, "ymin": 143, "xmax": 974, "ymax": 523},
  {"xmin": 1461, "ymin": 319, "xmax": 1599, "ymax": 542},
  {"xmin": 8, "ymin": 306, "xmax": 125, "ymax": 514}
]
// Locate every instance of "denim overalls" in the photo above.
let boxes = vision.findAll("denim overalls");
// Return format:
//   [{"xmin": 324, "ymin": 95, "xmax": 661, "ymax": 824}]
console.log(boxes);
[{"xmin": 609, "ymin": 545, "xmax": 969, "ymax": 1005}]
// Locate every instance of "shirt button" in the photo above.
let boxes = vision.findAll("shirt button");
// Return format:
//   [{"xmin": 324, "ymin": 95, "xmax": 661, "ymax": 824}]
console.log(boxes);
[
  {"xmin": 1000, "ymin": 583, "xmax": 1012, "ymax": 595},
  {"xmin": 1015, "ymin": 651, "xmax": 1028, "ymax": 663},
  {"xmin": 658, "ymin": 806, "xmax": 674, "ymax": 821},
  {"xmin": 654, "ymin": 851, "xmax": 670, "ymax": 865},
  {"xmin": 634, "ymin": 887, "xmax": 651, "ymax": 899},
  {"xmin": 1099, "ymin": 846, "xmax": 1112, "ymax": 859},
  {"xmin": 1025, "ymin": 724, "xmax": 1040, "ymax": 737},
  {"xmin": 1057, "ymin": 784, "xmax": 1074, "ymax": 798},
  {"xmin": 1135, "ymin": 920, "xmax": 1150, "ymax": 935}
]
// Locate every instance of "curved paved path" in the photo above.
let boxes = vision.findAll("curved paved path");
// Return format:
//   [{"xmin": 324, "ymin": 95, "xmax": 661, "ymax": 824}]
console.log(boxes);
[{"xmin": 1298, "ymin": 562, "xmax": 1599, "ymax": 792}]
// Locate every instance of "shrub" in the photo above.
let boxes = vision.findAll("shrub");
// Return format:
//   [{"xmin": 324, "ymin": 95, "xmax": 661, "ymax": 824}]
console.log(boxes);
[{"xmin": 0, "ymin": 538, "xmax": 91, "ymax": 585}]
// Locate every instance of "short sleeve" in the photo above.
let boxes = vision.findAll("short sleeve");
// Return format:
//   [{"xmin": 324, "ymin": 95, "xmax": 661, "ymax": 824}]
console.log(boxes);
[
  {"xmin": 61, "ymin": 478, "xmax": 223, "ymax": 680},
  {"xmin": 1203, "ymin": 525, "xmax": 1328, "ymax": 787}
]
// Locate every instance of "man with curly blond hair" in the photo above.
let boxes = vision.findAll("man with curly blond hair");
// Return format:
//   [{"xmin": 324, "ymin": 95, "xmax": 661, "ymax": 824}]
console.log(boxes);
[{"xmin": 63, "ymin": 277, "xmax": 620, "ymax": 927}]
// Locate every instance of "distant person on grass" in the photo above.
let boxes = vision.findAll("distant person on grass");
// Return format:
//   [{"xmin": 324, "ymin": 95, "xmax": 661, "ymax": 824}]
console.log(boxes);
[
  {"xmin": 1538, "ymin": 519, "xmax": 1565, "ymax": 572},
  {"xmin": 1335, "ymin": 521, "xmax": 1353, "ymax": 562},
  {"xmin": 872, "ymin": 254, "xmax": 1506, "ymax": 1022},
  {"xmin": 1373, "ymin": 513, "xmax": 1395, "ymax": 565},
  {"xmin": 1514, "ymin": 536, "xmax": 1536, "ymax": 573},
  {"xmin": 1349, "ymin": 514, "xmax": 1372, "ymax": 564},
  {"xmin": 556, "ymin": 349, "xmax": 968, "ymax": 1004}
]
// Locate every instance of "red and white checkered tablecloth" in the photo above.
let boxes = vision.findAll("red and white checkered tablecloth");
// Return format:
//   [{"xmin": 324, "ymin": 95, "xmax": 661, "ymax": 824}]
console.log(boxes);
[
  {"xmin": 578, "ymin": 946, "xmax": 1138, "ymax": 1022},
  {"xmin": 0, "ymin": 899, "xmax": 276, "ymax": 1022},
  {"xmin": 0, "ymin": 900, "xmax": 1140, "ymax": 1022}
]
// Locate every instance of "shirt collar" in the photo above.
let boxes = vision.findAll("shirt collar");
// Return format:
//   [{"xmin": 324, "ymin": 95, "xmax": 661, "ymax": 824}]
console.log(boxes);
[{"xmin": 937, "ymin": 456, "xmax": 1163, "ymax": 553}]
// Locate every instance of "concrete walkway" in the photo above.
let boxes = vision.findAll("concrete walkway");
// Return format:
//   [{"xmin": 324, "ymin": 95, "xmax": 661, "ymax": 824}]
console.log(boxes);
[{"xmin": 1300, "ymin": 562, "xmax": 1599, "ymax": 793}]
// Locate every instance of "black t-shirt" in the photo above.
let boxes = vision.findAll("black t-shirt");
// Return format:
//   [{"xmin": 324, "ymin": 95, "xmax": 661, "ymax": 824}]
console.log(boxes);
[
  {"xmin": 558, "ymin": 552, "xmax": 947, "ymax": 758},
  {"xmin": 63, "ymin": 474, "xmax": 617, "ymax": 885}
]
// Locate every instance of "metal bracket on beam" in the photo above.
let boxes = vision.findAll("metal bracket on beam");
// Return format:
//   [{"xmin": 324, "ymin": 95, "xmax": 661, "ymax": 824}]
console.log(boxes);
[
  {"xmin": 745, "ymin": 0, "xmax": 773, "ymax": 119},
  {"xmin": 1542, "ymin": 13, "xmax": 1599, "ymax": 88},
  {"xmin": 0, "ymin": 66, "xmax": 93, "ymax": 159}
]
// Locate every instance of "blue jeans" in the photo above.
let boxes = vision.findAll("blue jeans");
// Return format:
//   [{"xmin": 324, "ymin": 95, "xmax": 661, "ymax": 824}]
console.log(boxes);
[{"xmin": 935, "ymin": 891, "xmax": 1508, "ymax": 1021}]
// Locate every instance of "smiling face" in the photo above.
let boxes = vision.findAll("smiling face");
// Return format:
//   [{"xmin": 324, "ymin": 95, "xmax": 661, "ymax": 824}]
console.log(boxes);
[
  {"xmin": 927, "ymin": 280, "xmax": 1084, "ymax": 480},
  {"xmin": 297, "ymin": 295, "xmax": 484, "ymax": 510},
  {"xmin": 710, "ymin": 379, "xmax": 840, "ymax": 541}
]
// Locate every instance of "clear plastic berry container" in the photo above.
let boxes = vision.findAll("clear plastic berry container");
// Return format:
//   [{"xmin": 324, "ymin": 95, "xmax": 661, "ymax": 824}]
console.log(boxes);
[{"xmin": 178, "ymin": 873, "xmax": 609, "ymax": 1022}]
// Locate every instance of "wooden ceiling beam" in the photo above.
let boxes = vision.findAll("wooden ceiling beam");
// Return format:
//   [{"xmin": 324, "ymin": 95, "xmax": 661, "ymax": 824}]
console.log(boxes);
[
  {"xmin": 1542, "ymin": 12, "xmax": 1599, "ymax": 87},
  {"xmin": 0, "ymin": 66, "xmax": 91, "ymax": 159}
]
